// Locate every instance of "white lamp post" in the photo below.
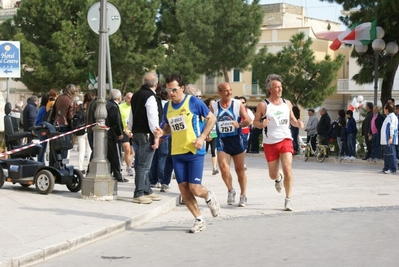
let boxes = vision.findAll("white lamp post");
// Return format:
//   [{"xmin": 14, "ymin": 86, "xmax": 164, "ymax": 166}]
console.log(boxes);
[{"xmin": 355, "ymin": 27, "xmax": 399, "ymax": 106}]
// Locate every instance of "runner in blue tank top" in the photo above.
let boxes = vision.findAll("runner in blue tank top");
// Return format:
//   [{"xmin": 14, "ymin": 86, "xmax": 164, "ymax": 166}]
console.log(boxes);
[{"xmin": 210, "ymin": 82, "xmax": 252, "ymax": 207}]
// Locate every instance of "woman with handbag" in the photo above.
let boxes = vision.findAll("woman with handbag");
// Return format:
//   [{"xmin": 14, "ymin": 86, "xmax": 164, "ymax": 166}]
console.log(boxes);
[{"xmin": 53, "ymin": 84, "xmax": 77, "ymax": 161}]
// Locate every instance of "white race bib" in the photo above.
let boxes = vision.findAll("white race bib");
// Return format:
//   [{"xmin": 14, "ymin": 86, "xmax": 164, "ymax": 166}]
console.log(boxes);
[
  {"xmin": 218, "ymin": 120, "xmax": 235, "ymax": 133},
  {"xmin": 169, "ymin": 115, "xmax": 187, "ymax": 132}
]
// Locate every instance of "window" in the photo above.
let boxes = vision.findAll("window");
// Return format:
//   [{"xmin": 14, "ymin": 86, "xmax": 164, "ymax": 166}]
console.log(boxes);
[
  {"xmin": 232, "ymin": 69, "xmax": 241, "ymax": 82},
  {"xmin": 251, "ymin": 72, "xmax": 260, "ymax": 95}
]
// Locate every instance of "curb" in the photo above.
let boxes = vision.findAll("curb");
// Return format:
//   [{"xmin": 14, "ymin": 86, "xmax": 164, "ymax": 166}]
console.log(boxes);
[{"xmin": 0, "ymin": 196, "xmax": 179, "ymax": 267}]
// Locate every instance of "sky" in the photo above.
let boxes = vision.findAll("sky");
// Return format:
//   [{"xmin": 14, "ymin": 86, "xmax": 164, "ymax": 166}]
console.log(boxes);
[{"xmin": 259, "ymin": 0, "xmax": 344, "ymax": 25}]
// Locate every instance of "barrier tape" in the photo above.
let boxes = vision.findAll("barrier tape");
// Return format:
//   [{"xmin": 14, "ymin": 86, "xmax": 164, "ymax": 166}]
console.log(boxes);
[{"xmin": 0, "ymin": 123, "xmax": 101, "ymax": 158}]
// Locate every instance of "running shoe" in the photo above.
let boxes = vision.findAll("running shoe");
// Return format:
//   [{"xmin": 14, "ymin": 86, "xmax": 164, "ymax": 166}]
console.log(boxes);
[
  {"xmin": 238, "ymin": 194, "xmax": 247, "ymax": 207},
  {"xmin": 275, "ymin": 173, "xmax": 283, "ymax": 193},
  {"xmin": 227, "ymin": 189, "xmax": 236, "ymax": 205},
  {"xmin": 150, "ymin": 182, "xmax": 161, "ymax": 188},
  {"xmin": 190, "ymin": 219, "xmax": 206, "ymax": 233},
  {"xmin": 212, "ymin": 168, "xmax": 219, "ymax": 175},
  {"xmin": 207, "ymin": 191, "xmax": 220, "ymax": 217},
  {"xmin": 160, "ymin": 184, "xmax": 170, "ymax": 192},
  {"xmin": 127, "ymin": 167, "xmax": 134, "ymax": 176},
  {"xmin": 284, "ymin": 198, "xmax": 293, "ymax": 211}
]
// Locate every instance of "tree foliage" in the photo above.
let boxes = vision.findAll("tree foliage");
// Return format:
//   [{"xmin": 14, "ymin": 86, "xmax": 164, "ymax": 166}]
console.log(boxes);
[
  {"xmin": 320, "ymin": 0, "xmax": 399, "ymax": 105},
  {"xmin": 85, "ymin": 0, "xmax": 165, "ymax": 94},
  {"xmin": 159, "ymin": 0, "xmax": 264, "ymax": 83},
  {"xmin": 252, "ymin": 32, "xmax": 345, "ymax": 108},
  {"xmin": 0, "ymin": 0, "xmax": 165, "ymax": 95},
  {"xmin": 2, "ymin": 0, "xmax": 90, "ymax": 93}
]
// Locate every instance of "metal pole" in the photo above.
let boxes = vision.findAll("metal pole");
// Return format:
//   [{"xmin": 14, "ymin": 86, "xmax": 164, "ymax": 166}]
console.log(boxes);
[
  {"xmin": 82, "ymin": 0, "xmax": 116, "ymax": 200},
  {"xmin": 373, "ymin": 52, "xmax": 379, "ymax": 106},
  {"xmin": 97, "ymin": 0, "xmax": 107, "ymax": 104},
  {"xmin": 106, "ymin": 34, "xmax": 114, "ymax": 94},
  {"xmin": 6, "ymin": 77, "xmax": 9, "ymax": 102}
]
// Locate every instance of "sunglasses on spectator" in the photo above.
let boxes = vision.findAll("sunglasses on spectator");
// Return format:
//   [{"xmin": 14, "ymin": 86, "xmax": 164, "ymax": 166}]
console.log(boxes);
[
  {"xmin": 166, "ymin": 87, "xmax": 180, "ymax": 93},
  {"xmin": 196, "ymin": 95, "xmax": 202, "ymax": 98}
]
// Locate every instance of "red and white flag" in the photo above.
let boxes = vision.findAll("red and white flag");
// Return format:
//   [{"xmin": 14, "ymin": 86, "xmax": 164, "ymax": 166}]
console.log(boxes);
[{"xmin": 330, "ymin": 20, "xmax": 377, "ymax": 51}]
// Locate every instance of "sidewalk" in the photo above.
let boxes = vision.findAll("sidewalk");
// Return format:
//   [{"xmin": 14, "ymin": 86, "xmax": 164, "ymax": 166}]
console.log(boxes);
[
  {"xmin": 0, "ymin": 150, "xmax": 397, "ymax": 267},
  {"xmin": 0, "ymin": 149, "xmax": 179, "ymax": 267}
]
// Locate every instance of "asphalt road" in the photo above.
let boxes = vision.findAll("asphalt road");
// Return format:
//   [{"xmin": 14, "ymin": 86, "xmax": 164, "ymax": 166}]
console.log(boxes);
[
  {"xmin": 35, "ymin": 205, "xmax": 399, "ymax": 267},
  {"xmin": 30, "ymin": 154, "xmax": 399, "ymax": 267}
]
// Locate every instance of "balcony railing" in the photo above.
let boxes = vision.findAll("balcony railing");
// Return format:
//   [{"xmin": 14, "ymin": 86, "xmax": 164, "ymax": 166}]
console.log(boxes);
[
  {"xmin": 0, "ymin": 8, "xmax": 17, "ymax": 20},
  {"xmin": 336, "ymin": 79, "xmax": 384, "ymax": 93}
]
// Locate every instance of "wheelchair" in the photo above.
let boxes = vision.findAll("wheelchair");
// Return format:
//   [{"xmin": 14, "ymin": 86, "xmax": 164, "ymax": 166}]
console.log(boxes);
[{"xmin": 0, "ymin": 102, "xmax": 82, "ymax": 194}]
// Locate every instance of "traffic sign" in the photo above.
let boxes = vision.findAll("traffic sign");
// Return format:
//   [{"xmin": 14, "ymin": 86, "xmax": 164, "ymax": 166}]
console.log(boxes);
[
  {"xmin": 0, "ymin": 41, "xmax": 21, "ymax": 78},
  {"xmin": 87, "ymin": 2, "xmax": 121, "ymax": 35}
]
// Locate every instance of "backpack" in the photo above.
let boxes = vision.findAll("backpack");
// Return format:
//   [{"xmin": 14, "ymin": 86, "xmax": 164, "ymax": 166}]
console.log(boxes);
[
  {"xmin": 329, "ymin": 120, "xmax": 338, "ymax": 140},
  {"xmin": 70, "ymin": 104, "xmax": 86, "ymax": 136},
  {"xmin": 43, "ymin": 105, "xmax": 56, "ymax": 124}
]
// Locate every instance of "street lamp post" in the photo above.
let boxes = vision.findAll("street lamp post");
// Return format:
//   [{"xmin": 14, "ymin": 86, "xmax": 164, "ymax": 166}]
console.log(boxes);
[
  {"xmin": 81, "ymin": 0, "xmax": 116, "ymax": 200},
  {"xmin": 355, "ymin": 27, "xmax": 399, "ymax": 106}
]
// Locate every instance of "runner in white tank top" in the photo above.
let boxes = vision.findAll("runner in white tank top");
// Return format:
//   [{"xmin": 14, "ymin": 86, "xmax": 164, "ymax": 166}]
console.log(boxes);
[{"xmin": 253, "ymin": 74, "xmax": 304, "ymax": 212}]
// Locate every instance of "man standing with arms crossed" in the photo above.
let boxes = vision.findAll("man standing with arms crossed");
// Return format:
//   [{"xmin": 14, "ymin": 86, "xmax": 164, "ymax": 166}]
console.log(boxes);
[
  {"xmin": 131, "ymin": 72, "xmax": 163, "ymax": 204},
  {"xmin": 253, "ymin": 74, "xmax": 304, "ymax": 211},
  {"xmin": 210, "ymin": 82, "xmax": 252, "ymax": 207},
  {"xmin": 162, "ymin": 74, "xmax": 220, "ymax": 233}
]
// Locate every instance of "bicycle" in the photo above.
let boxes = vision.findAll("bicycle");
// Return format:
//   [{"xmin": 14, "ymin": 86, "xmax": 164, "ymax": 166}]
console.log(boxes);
[{"xmin": 303, "ymin": 135, "xmax": 328, "ymax": 163}]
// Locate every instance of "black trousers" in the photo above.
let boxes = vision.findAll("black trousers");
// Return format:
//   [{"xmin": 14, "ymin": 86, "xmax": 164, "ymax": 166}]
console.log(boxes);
[
  {"xmin": 107, "ymin": 139, "xmax": 122, "ymax": 180},
  {"xmin": 364, "ymin": 135, "xmax": 372, "ymax": 158}
]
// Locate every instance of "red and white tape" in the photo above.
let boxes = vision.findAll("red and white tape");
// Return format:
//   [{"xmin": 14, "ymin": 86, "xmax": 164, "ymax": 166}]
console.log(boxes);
[{"xmin": 0, "ymin": 123, "xmax": 101, "ymax": 158}]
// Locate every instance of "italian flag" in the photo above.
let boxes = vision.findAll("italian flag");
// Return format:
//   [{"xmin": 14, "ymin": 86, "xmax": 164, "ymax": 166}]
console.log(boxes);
[{"xmin": 330, "ymin": 20, "xmax": 377, "ymax": 51}]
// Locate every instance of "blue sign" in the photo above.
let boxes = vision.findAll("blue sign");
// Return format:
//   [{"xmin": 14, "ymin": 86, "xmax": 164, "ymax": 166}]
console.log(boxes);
[{"xmin": 0, "ymin": 41, "xmax": 21, "ymax": 78}]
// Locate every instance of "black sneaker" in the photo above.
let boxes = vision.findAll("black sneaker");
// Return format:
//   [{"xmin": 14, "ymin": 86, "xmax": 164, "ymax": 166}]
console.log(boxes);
[{"xmin": 117, "ymin": 177, "xmax": 129, "ymax": 183}]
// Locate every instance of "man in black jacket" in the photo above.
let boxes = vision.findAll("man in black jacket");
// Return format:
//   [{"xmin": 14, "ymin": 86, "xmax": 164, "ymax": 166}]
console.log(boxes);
[
  {"xmin": 106, "ymin": 89, "xmax": 128, "ymax": 183},
  {"xmin": 317, "ymin": 108, "xmax": 331, "ymax": 156},
  {"xmin": 362, "ymin": 102, "xmax": 373, "ymax": 160},
  {"xmin": 23, "ymin": 95, "xmax": 39, "ymax": 142}
]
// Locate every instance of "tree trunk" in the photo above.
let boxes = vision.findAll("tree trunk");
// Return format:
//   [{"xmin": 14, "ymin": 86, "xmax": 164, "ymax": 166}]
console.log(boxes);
[
  {"xmin": 381, "ymin": 63, "xmax": 399, "ymax": 107},
  {"xmin": 222, "ymin": 68, "xmax": 230, "ymax": 83}
]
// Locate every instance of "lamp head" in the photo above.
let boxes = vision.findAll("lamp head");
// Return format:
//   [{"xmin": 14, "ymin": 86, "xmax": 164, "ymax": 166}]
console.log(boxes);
[
  {"xmin": 355, "ymin": 44, "xmax": 368, "ymax": 55},
  {"xmin": 372, "ymin": 39, "xmax": 386, "ymax": 52},
  {"xmin": 386, "ymin": 42, "xmax": 399, "ymax": 56}
]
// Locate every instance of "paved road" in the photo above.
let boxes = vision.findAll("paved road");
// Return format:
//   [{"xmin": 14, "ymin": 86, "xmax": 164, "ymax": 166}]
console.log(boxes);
[
  {"xmin": 31, "ymin": 154, "xmax": 399, "ymax": 267},
  {"xmin": 35, "ymin": 206, "xmax": 399, "ymax": 267}
]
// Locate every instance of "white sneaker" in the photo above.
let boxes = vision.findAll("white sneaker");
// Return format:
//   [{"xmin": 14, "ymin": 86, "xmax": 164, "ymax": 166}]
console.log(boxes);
[
  {"xmin": 350, "ymin": 156, "xmax": 355, "ymax": 160},
  {"xmin": 238, "ymin": 195, "xmax": 247, "ymax": 207},
  {"xmin": 227, "ymin": 189, "xmax": 236, "ymax": 205},
  {"xmin": 160, "ymin": 184, "xmax": 170, "ymax": 192},
  {"xmin": 190, "ymin": 219, "xmax": 206, "ymax": 233},
  {"xmin": 127, "ymin": 167, "xmax": 134, "ymax": 176},
  {"xmin": 275, "ymin": 173, "xmax": 283, "ymax": 193},
  {"xmin": 284, "ymin": 198, "xmax": 293, "ymax": 211},
  {"xmin": 207, "ymin": 191, "xmax": 220, "ymax": 217}
]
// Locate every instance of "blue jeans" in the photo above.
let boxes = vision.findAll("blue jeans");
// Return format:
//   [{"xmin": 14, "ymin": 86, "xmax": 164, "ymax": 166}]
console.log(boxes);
[
  {"xmin": 133, "ymin": 133, "xmax": 155, "ymax": 198},
  {"xmin": 347, "ymin": 133, "xmax": 356, "ymax": 157},
  {"xmin": 383, "ymin": 145, "xmax": 397, "ymax": 172},
  {"xmin": 149, "ymin": 138, "xmax": 173, "ymax": 185},
  {"xmin": 371, "ymin": 133, "xmax": 381, "ymax": 159}
]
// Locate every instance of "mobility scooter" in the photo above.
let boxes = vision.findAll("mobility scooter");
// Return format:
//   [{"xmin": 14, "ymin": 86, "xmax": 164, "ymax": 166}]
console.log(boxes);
[{"xmin": 0, "ymin": 102, "xmax": 83, "ymax": 194}]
